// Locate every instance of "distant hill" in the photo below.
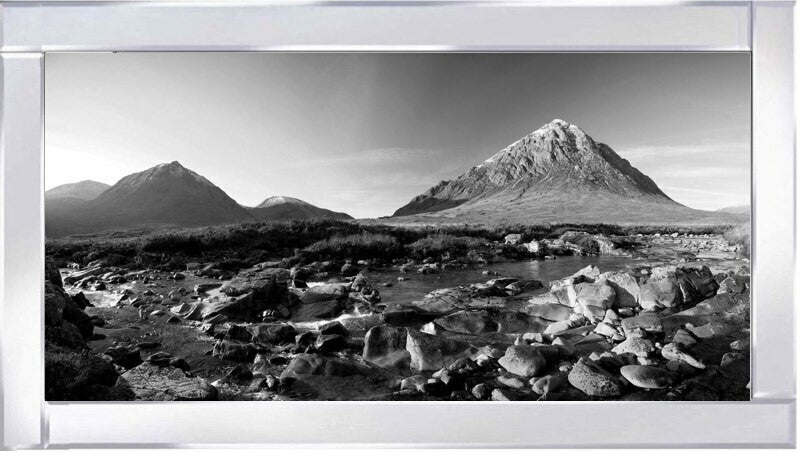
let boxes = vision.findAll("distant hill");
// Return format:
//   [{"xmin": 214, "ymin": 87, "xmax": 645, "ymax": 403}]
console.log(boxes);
[
  {"xmin": 717, "ymin": 205, "xmax": 750, "ymax": 215},
  {"xmin": 247, "ymin": 196, "xmax": 352, "ymax": 221},
  {"xmin": 46, "ymin": 180, "xmax": 110, "ymax": 202},
  {"xmin": 46, "ymin": 163, "xmax": 355, "ymax": 237},
  {"xmin": 46, "ymin": 181, "xmax": 112, "ymax": 236},
  {"xmin": 46, "ymin": 161, "xmax": 252, "ymax": 237},
  {"xmin": 393, "ymin": 119, "xmax": 744, "ymax": 225}
]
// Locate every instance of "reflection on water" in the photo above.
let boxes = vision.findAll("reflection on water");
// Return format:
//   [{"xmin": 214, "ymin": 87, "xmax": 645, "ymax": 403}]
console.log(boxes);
[{"xmin": 371, "ymin": 255, "xmax": 633, "ymax": 305}]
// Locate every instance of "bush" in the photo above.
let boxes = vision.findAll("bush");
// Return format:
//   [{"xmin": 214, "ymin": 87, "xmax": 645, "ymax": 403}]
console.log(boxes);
[
  {"xmin": 301, "ymin": 232, "xmax": 402, "ymax": 262},
  {"xmin": 406, "ymin": 234, "xmax": 490, "ymax": 260},
  {"xmin": 45, "ymin": 346, "xmax": 123, "ymax": 401},
  {"xmin": 45, "ymin": 218, "xmax": 740, "ymax": 269}
]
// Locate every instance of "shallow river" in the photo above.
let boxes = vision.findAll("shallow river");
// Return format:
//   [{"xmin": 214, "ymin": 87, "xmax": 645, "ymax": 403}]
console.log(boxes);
[
  {"xmin": 64, "ymin": 255, "xmax": 634, "ymax": 309},
  {"xmin": 367, "ymin": 255, "xmax": 634, "ymax": 305}
]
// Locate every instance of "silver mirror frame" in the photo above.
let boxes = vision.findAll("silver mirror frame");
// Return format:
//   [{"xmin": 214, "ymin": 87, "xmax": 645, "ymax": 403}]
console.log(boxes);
[{"xmin": 0, "ymin": 0, "xmax": 795, "ymax": 448}]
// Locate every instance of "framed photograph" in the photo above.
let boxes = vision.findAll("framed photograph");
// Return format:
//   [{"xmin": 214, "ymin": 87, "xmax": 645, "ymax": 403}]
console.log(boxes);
[{"xmin": 1, "ymin": 0, "xmax": 795, "ymax": 448}]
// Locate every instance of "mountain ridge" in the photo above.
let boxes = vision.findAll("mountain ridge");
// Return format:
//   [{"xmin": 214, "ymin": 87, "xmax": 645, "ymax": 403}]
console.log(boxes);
[{"xmin": 46, "ymin": 162, "xmax": 353, "ymax": 237}]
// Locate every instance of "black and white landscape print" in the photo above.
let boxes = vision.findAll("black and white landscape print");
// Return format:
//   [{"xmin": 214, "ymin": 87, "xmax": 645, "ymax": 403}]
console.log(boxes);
[{"xmin": 44, "ymin": 53, "xmax": 751, "ymax": 402}]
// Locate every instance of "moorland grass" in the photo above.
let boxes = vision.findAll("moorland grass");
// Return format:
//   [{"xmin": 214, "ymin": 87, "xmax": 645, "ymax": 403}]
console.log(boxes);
[{"xmin": 45, "ymin": 218, "xmax": 739, "ymax": 269}]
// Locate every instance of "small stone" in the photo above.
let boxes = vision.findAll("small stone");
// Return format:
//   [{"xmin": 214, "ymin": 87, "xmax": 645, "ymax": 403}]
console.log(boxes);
[
  {"xmin": 730, "ymin": 337, "xmax": 750, "ymax": 351},
  {"xmin": 568, "ymin": 358, "xmax": 622, "ymax": 397},
  {"xmin": 400, "ymin": 375, "xmax": 427, "ymax": 392},
  {"xmin": 497, "ymin": 374, "xmax": 527, "ymax": 390},
  {"xmin": 531, "ymin": 374, "xmax": 565, "ymax": 395},
  {"xmin": 671, "ymin": 329, "xmax": 697, "ymax": 348},
  {"xmin": 319, "ymin": 321, "xmax": 349, "ymax": 337},
  {"xmin": 498, "ymin": 345, "xmax": 547, "ymax": 378},
  {"xmin": 471, "ymin": 383, "xmax": 490, "ymax": 400},
  {"xmin": 145, "ymin": 351, "xmax": 173, "ymax": 366},
  {"xmin": 315, "ymin": 334, "xmax": 347, "ymax": 354},
  {"xmin": 620, "ymin": 365, "xmax": 676, "ymax": 389},
  {"xmin": 491, "ymin": 388, "xmax": 522, "ymax": 401},
  {"xmin": 661, "ymin": 343, "xmax": 705, "ymax": 369},
  {"xmin": 611, "ymin": 335, "xmax": 655, "ymax": 357},
  {"xmin": 593, "ymin": 322, "xmax": 617, "ymax": 337}
]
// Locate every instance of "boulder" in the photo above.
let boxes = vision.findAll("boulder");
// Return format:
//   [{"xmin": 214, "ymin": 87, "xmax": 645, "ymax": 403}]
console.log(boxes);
[
  {"xmin": 680, "ymin": 266, "xmax": 719, "ymax": 302},
  {"xmin": 413, "ymin": 287, "xmax": 508, "ymax": 313},
  {"xmin": 568, "ymin": 264, "xmax": 601, "ymax": 280},
  {"xmin": 44, "ymin": 281, "xmax": 67, "ymax": 327},
  {"xmin": 319, "ymin": 321, "xmax": 349, "ymax": 337},
  {"xmin": 567, "ymin": 358, "xmax": 622, "ymax": 397},
  {"xmin": 662, "ymin": 293, "xmax": 749, "ymax": 337},
  {"xmin": 201, "ymin": 291, "xmax": 279, "ymax": 323},
  {"xmin": 567, "ymin": 282, "xmax": 615, "ymax": 310},
  {"xmin": 63, "ymin": 266, "xmax": 105, "ymax": 286},
  {"xmin": 620, "ymin": 365, "xmax": 676, "ymax": 389},
  {"xmin": 221, "ymin": 267, "xmax": 289, "ymax": 297},
  {"xmin": 315, "ymin": 334, "xmax": 347, "ymax": 353},
  {"xmin": 611, "ymin": 335, "xmax": 655, "ymax": 358},
  {"xmin": 212, "ymin": 340, "xmax": 258, "ymax": 362},
  {"xmin": 291, "ymin": 298, "xmax": 345, "ymax": 321},
  {"xmin": 119, "ymin": 362, "xmax": 217, "ymax": 401},
  {"xmin": 406, "ymin": 329, "xmax": 475, "ymax": 372},
  {"xmin": 639, "ymin": 278, "xmax": 681, "ymax": 310},
  {"xmin": 45, "ymin": 259, "xmax": 63, "ymax": 286},
  {"xmin": 280, "ymin": 353, "xmax": 368, "ymax": 379},
  {"xmin": 248, "ymin": 323, "xmax": 297, "ymax": 344},
  {"xmin": 363, "ymin": 325, "xmax": 410, "ymax": 369},
  {"xmin": 600, "ymin": 272, "xmax": 641, "ymax": 308},
  {"xmin": 620, "ymin": 312, "xmax": 663, "ymax": 336},
  {"xmin": 300, "ymin": 283, "xmax": 349, "ymax": 304},
  {"xmin": 521, "ymin": 303, "xmax": 574, "ymax": 322},
  {"xmin": 718, "ymin": 276, "xmax": 747, "ymax": 295},
  {"xmin": 433, "ymin": 310, "xmax": 499, "ymax": 335},
  {"xmin": 498, "ymin": 345, "xmax": 547, "ymax": 378}
]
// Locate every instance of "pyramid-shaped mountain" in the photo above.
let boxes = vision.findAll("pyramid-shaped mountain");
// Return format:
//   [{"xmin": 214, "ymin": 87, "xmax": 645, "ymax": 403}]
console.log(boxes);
[
  {"xmin": 393, "ymin": 119, "xmax": 737, "ymax": 224},
  {"xmin": 247, "ymin": 196, "xmax": 352, "ymax": 221}
]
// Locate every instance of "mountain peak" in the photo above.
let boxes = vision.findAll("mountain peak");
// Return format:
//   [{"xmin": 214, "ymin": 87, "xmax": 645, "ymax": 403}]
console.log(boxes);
[
  {"xmin": 249, "ymin": 196, "xmax": 353, "ymax": 221},
  {"xmin": 393, "ymin": 120, "xmax": 678, "ymax": 220},
  {"xmin": 255, "ymin": 196, "xmax": 312, "ymax": 208}
]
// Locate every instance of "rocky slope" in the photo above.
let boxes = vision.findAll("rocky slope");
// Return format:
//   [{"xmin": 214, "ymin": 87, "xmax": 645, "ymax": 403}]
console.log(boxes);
[
  {"xmin": 247, "ymin": 196, "xmax": 352, "ymax": 221},
  {"xmin": 393, "ymin": 119, "xmax": 742, "ymax": 225}
]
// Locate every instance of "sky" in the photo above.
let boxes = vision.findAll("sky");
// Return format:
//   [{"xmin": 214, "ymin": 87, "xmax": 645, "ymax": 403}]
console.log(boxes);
[{"xmin": 45, "ymin": 53, "xmax": 750, "ymax": 218}]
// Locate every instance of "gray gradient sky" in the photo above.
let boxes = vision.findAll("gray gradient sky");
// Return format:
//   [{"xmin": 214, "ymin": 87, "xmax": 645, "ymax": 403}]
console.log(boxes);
[{"xmin": 45, "ymin": 53, "xmax": 750, "ymax": 218}]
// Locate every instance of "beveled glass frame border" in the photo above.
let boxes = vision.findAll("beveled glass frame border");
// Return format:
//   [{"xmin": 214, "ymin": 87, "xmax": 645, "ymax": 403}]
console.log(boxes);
[{"xmin": 0, "ymin": 0, "xmax": 794, "ymax": 448}]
